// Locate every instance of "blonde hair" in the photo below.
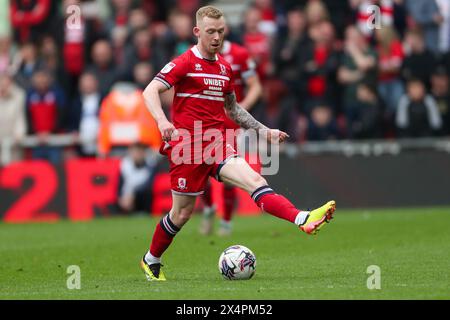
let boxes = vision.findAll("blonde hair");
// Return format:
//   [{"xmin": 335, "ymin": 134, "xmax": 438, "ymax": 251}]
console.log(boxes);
[
  {"xmin": 196, "ymin": 6, "xmax": 224, "ymax": 25},
  {"xmin": 377, "ymin": 25, "xmax": 399, "ymax": 54}
]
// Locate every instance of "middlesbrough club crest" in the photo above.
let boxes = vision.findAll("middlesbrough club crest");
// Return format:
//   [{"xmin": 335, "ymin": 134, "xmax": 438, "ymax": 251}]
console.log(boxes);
[
  {"xmin": 178, "ymin": 178, "xmax": 187, "ymax": 190},
  {"xmin": 219, "ymin": 64, "xmax": 227, "ymax": 75}
]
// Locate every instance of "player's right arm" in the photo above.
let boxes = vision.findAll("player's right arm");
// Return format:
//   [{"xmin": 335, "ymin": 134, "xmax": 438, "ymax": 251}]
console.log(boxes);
[{"xmin": 143, "ymin": 80, "xmax": 176, "ymax": 142}]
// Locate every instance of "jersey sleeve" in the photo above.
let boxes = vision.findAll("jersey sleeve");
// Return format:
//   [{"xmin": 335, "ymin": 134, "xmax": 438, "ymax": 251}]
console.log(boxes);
[
  {"xmin": 153, "ymin": 55, "xmax": 188, "ymax": 89},
  {"xmin": 225, "ymin": 65, "xmax": 235, "ymax": 95},
  {"xmin": 240, "ymin": 49, "xmax": 257, "ymax": 80}
]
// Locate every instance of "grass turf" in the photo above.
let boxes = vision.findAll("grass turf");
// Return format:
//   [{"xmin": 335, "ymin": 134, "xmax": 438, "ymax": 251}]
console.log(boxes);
[{"xmin": 0, "ymin": 207, "xmax": 449, "ymax": 300}]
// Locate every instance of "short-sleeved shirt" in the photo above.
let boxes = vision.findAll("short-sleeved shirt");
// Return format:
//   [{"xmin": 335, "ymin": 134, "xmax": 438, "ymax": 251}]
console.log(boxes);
[
  {"xmin": 154, "ymin": 45, "xmax": 234, "ymax": 134},
  {"xmin": 154, "ymin": 46, "xmax": 238, "ymax": 195}
]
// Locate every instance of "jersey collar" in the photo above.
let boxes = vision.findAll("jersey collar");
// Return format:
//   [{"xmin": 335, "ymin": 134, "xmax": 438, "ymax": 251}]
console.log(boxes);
[{"xmin": 191, "ymin": 45, "xmax": 218, "ymax": 61}]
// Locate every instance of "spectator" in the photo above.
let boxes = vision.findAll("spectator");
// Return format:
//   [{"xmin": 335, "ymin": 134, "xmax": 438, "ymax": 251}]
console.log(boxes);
[
  {"xmin": 0, "ymin": 35, "xmax": 19, "ymax": 75},
  {"xmin": 393, "ymin": 0, "xmax": 409, "ymax": 38},
  {"xmin": 14, "ymin": 42, "xmax": 44, "ymax": 91},
  {"xmin": 436, "ymin": 0, "xmax": 450, "ymax": 54},
  {"xmin": 430, "ymin": 66, "xmax": 450, "ymax": 134},
  {"xmin": 396, "ymin": 78, "xmax": 442, "ymax": 137},
  {"xmin": 69, "ymin": 72, "xmax": 102, "ymax": 157},
  {"xmin": 10, "ymin": 0, "xmax": 54, "ymax": 43},
  {"xmin": 242, "ymin": 6, "xmax": 272, "ymax": 81},
  {"xmin": 52, "ymin": 0, "xmax": 105, "ymax": 99},
  {"xmin": 140, "ymin": 0, "xmax": 174, "ymax": 22},
  {"xmin": 107, "ymin": 0, "xmax": 133, "ymax": 30},
  {"xmin": 401, "ymin": 28, "xmax": 438, "ymax": 89},
  {"xmin": 85, "ymin": 40, "xmax": 118, "ymax": 96},
  {"xmin": 404, "ymin": 0, "xmax": 443, "ymax": 55},
  {"xmin": 97, "ymin": 83, "xmax": 162, "ymax": 157},
  {"xmin": 253, "ymin": 0, "xmax": 278, "ymax": 37},
  {"xmin": 337, "ymin": 25, "xmax": 377, "ymax": 136},
  {"xmin": 306, "ymin": 100, "xmax": 339, "ymax": 141},
  {"xmin": 161, "ymin": 10, "xmax": 196, "ymax": 59},
  {"xmin": 102, "ymin": 0, "xmax": 132, "ymax": 69},
  {"xmin": 321, "ymin": 0, "xmax": 352, "ymax": 39},
  {"xmin": 117, "ymin": 142, "xmax": 159, "ymax": 213},
  {"xmin": 301, "ymin": 20, "xmax": 341, "ymax": 113},
  {"xmin": 26, "ymin": 69, "xmax": 66, "ymax": 163},
  {"xmin": 304, "ymin": 0, "xmax": 329, "ymax": 27},
  {"xmin": 271, "ymin": 7, "xmax": 310, "ymax": 94},
  {"xmin": 375, "ymin": 25, "xmax": 404, "ymax": 116},
  {"xmin": 175, "ymin": 0, "xmax": 200, "ymax": 17},
  {"xmin": 128, "ymin": 8, "xmax": 151, "ymax": 32},
  {"xmin": 121, "ymin": 27, "xmax": 165, "ymax": 81},
  {"xmin": 110, "ymin": 25, "xmax": 129, "ymax": 68},
  {"xmin": 0, "ymin": 73, "xmax": 27, "ymax": 165},
  {"xmin": 39, "ymin": 35, "xmax": 67, "ymax": 93},
  {"xmin": 133, "ymin": 62, "xmax": 154, "ymax": 90},
  {"xmin": 107, "ymin": 7, "xmax": 151, "ymax": 68},
  {"xmin": 350, "ymin": 82, "xmax": 382, "ymax": 139}
]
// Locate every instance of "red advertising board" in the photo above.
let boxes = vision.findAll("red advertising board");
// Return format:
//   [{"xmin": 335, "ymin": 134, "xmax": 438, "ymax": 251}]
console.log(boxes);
[{"xmin": 0, "ymin": 158, "xmax": 261, "ymax": 222}]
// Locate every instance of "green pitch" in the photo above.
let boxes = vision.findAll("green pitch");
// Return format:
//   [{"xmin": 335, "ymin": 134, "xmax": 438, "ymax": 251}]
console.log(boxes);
[{"xmin": 0, "ymin": 208, "xmax": 449, "ymax": 299}]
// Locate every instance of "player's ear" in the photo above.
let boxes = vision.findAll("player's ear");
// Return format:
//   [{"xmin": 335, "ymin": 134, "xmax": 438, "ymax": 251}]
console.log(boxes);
[{"xmin": 193, "ymin": 26, "xmax": 200, "ymax": 37}]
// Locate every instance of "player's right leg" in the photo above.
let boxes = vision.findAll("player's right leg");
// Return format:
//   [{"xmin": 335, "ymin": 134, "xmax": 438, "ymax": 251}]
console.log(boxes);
[
  {"xmin": 217, "ymin": 157, "xmax": 336, "ymax": 235},
  {"xmin": 141, "ymin": 193, "xmax": 197, "ymax": 281}
]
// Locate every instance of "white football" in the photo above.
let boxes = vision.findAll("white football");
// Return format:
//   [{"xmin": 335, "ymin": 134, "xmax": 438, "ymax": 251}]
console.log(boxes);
[{"xmin": 218, "ymin": 245, "xmax": 257, "ymax": 280}]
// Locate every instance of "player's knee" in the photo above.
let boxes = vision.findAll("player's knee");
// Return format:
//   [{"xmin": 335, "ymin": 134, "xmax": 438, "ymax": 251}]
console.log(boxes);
[{"xmin": 248, "ymin": 174, "xmax": 268, "ymax": 191}]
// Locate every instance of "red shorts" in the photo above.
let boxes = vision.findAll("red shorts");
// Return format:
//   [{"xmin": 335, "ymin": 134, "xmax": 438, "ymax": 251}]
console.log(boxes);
[
  {"xmin": 159, "ymin": 137, "xmax": 238, "ymax": 195},
  {"xmin": 224, "ymin": 117, "xmax": 240, "ymax": 151}
]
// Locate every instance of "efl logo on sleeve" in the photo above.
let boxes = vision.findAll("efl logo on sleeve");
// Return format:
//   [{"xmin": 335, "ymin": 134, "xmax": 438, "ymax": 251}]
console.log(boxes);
[{"xmin": 161, "ymin": 62, "xmax": 176, "ymax": 74}]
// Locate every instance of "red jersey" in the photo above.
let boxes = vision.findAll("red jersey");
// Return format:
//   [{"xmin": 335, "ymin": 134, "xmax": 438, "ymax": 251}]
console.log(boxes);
[
  {"xmin": 243, "ymin": 32, "xmax": 271, "ymax": 81},
  {"xmin": 154, "ymin": 46, "xmax": 234, "ymax": 134},
  {"xmin": 220, "ymin": 40, "xmax": 257, "ymax": 130},
  {"xmin": 378, "ymin": 39, "xmax": 404, "ymax": 82}
]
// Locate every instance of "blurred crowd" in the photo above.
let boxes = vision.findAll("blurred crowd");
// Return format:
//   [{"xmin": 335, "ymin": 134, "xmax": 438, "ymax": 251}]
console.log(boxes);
[{"xmin": 1, "ymin": 0, "xmax": 450, "ymax": 166}]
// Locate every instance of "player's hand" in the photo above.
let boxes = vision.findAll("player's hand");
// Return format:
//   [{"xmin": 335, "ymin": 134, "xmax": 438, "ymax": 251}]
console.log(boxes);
[
  {"xmin": 158, "ymin": 120, "xmax": 178, "ymax": 141},
  {"xmin": 262, "ymin": 129, "xmax": 290, "ymax": 144}
]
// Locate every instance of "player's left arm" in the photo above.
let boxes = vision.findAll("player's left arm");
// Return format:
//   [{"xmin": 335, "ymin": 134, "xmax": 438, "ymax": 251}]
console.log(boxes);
[
  {"xmin": 239, "ymin": 74, "xmax": 262, "ymax": 111},
  {"xmin": 224, "ymin": 92, "xmax": 289, "ymax": 143}
]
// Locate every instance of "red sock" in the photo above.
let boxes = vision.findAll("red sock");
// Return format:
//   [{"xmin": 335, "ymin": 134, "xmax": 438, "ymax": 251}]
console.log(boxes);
[
  {"xmin": 149, "ymin": 214, "xmax": 180, "ymax": 258},
  {"xmin": 223, "ymin": 186, "xmax": 236, "ymax": 222},
  {"xmin": 252, "ymin": 186, "xmax": 299, "ymax": 224},
  {"xmin": 203, "ymin": 182, "xmax": 213, "ymax": 207}
]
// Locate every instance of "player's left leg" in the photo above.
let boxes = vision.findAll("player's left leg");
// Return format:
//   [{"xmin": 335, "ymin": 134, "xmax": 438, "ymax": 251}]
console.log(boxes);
[{"xmin": 217, "ymin": 157, "xmax": 336, "ymax": 235}]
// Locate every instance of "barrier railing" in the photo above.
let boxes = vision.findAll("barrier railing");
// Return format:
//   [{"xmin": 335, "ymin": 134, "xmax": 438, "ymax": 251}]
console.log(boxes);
[{"xmin": 2, "ymin": 135, "xmax": 450, "ymax": 165}]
